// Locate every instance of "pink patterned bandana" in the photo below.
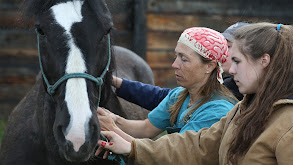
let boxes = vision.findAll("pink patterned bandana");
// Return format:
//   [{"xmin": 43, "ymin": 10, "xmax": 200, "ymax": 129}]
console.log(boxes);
[{"xmin": 178, "ymin": 27, "xmax": 228, "ymax": 83}]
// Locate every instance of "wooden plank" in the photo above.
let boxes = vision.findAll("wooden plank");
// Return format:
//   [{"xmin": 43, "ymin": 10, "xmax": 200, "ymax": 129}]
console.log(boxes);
[
  {"xmin": 197, "ymin": 15, "xmax": 282, "ymax": 33},
  {"xmin": 0, "ymin": 64, "xmax": 39, "ymax": 77},
  {"xmin": 0, "ymin": 0, "xmax": 21, "ymax": 10},
  {"xmin": 147, "ymin": 0, "xmax": 293, "ymax": 18},
  {"xmin": 0, "ymin": 85, "xmax": 34, "ymax": 100},
  {"xmin": 147, "ymin": 0, "xmax": 228, "ymax": 14},
  {"xmin": 0, "ymin": 11, "xmax": 23, "ymax": 28},
  {"xmin": 0, "ymin": 48, "xmax": 38, "ymax": 57},
  {"xmin": 147, "ymin": 13, "xmax": 199, "ymax": 32},
  {"xmin": 112, "ymin": 30, "xmax": 133, "ymax": 50},
  {"xmin": 0, "ymin": 75, "xmax": 37, "ymax": 86},
  {"xmin": 0, "ymin": 10, "xmax": 34, "ymax": 29},
  {"xmin": 146, "ymin": 51, "xmax": 174, "ymax": 69},
  {"xmin": 146, "ymin": 51, "xmax": 176, "ymax": 87},
  {"xmin": 147, "ymin": 31, "xmax": 179, "ymax": 50},
  {"xmin": 112, "ymin": 13, "xmax": 131, "ymax": 31},
  {"xmin": 0, "ymin": 53, "xmax": 39, "ymax": 85},
  {"xmin": 0, "ymin": 29, "xmax": 37, "ymax": 49},
  {"xmin": 147, "ymin": 14, "xmax": 293, "ymax": 38},
  {"xmin": 222, "ymin": 16, "xmax": 293, "ymax": 28},
  {"xmin": 152, "ymin": 68, "xmax": 177, "ymax": 88},
  {"xmin": 0, "ymin": 51, "xmax": 38, "ymax": 66}
]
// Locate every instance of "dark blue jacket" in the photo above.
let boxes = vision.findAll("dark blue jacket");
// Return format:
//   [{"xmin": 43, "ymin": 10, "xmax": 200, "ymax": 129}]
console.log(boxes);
[{"xmin": 116, "ymin": 78, "xmax": 170, "ymax": 110}]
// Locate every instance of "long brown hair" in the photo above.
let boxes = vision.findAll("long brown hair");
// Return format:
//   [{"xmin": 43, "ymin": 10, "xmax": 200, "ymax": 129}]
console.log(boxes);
[
  {"xmin": 168, "ymin": 55, "xmax": 237, "ymax": 126},
  {"xmin": 227, "ymin": 23, "xmax": 293, "ymax": 164}
]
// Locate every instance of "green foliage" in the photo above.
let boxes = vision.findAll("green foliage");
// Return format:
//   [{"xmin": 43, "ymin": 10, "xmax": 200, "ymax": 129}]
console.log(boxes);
[{"xmin": 0, "ymin": 118, "xmax": 8, "ymax": 148}]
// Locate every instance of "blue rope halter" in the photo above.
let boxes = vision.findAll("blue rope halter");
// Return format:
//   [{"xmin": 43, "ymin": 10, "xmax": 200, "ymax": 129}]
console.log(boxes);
[{"xmin": 35, "ymin": 29, "xmax": 111, "ymax": 108}]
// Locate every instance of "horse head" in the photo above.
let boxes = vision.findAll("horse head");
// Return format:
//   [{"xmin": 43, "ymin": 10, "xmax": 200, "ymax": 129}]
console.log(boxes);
[{"xmin": 23, "ymin": 0, "xmax": 113, "ymax": 162}]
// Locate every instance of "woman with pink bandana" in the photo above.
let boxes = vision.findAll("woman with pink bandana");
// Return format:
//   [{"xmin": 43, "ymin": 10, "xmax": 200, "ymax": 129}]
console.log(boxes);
[
  {"xmin": 107, "ymin": 23, "xmax": 246, "ymax": 114},
  {"xmin": 97, "ymin": 27, "xmax": 237, "ymax": 145}
]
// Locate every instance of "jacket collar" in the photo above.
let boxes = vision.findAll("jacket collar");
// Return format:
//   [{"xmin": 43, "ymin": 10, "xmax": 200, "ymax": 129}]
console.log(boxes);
[
  {"xmin": 238, "ymin": 94, "xmax": 293, "ymax": 113},
  {"xmin": 273, "ymin": 95, "xmax": 293, "ymax": 107}
]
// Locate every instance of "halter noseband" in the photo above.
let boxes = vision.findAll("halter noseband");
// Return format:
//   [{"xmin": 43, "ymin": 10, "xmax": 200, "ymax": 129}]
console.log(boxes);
[{"xmin": 35, "ymin": 29, "xmax": 111, "ymax": 108}]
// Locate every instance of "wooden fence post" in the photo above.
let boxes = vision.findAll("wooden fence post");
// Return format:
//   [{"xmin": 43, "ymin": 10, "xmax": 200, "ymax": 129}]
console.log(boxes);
[{"xmin": 133, "ymin": 0, "xmax": 147, "ymax": 59}]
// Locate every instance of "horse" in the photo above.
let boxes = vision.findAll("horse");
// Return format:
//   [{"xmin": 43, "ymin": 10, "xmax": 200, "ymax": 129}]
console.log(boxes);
[
  {"xmin": 112, "ymin": 46, "xmax": 153, "ymax": 120},
  {"xmin": 0, "ymin": 0, "xmax": 154, "ymax": 164}
]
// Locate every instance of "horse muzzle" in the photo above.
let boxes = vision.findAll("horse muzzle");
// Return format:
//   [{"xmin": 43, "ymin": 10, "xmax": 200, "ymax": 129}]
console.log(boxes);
[{"xmin": 54, "ymin": 115, "xmax": 100, "ymax": 162}]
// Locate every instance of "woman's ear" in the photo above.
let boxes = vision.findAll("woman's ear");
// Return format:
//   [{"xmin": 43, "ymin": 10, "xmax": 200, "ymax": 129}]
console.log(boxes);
[
  {"xmin": 206, "ymin": 60, "xmax": 217, "ymax": 73},
  {"xmin": 261, "ymin": 53, "xmax": 271, "ymax": 68}
]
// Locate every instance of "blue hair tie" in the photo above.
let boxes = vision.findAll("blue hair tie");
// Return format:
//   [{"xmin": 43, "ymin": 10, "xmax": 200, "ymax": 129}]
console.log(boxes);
[{"xmin": 277, "ymin": 24, "xmax": 283, "ymax": 32}]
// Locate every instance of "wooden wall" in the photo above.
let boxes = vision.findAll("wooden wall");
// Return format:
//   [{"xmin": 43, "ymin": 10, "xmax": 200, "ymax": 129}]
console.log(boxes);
[
  {"xmin": 1, "ymin": 0, "xmax": 293, "ymax": 118},
  {"xmin": 145, "ymin": 0, "xmax": 293, "ymax": 88}
]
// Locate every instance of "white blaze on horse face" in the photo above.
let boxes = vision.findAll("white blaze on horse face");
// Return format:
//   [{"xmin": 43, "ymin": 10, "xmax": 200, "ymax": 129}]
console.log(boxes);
[{"xmin": 51, "ymin": 1, "xmax": 92, "ymax": 152}]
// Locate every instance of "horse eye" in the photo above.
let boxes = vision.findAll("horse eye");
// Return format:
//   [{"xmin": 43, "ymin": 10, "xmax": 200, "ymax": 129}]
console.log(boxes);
[
  {"xmin": 35, "ymin": 25, "xmax": 45, "ymax": 35},
  {"xmin": 106, "ymin": 27, "xmax": 112, "ymax": 34}
]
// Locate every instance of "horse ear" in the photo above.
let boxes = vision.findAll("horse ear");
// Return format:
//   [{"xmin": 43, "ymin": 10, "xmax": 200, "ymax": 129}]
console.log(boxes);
[
  {"xmin": 88, "ymin": 0, "xmax": 114, "ymax": 33},
  {"xmin": 22, "ymin": 0, "xmax": 54, "ymax": 17}
]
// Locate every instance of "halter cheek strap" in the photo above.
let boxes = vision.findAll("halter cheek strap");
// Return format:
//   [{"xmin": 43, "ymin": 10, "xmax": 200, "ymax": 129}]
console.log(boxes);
[{"xmin": 35, "ymin": 29, "xmax": 111, "ymax": 108}]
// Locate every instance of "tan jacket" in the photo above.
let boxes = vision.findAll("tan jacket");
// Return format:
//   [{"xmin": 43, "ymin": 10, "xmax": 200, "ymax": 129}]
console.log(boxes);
[{"xmin": 130, "ymin": 96, "xmax": 293, "ymax": 165}]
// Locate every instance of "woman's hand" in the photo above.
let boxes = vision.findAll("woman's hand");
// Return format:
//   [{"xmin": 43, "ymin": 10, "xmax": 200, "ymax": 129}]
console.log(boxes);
[
  {"xmin": 97, "ymin": 107, "xmax": 118, "ymax": 131},
  {"xmin": 112, "ymin": 76, "xmax": 123, "ymax": 89},
  {"xmin": 95, "ymin": 131, "xmax": 132, "ymax": 157},
  {"xmin": 97, "ymin": 107, "xmax": 135, "ymax": 142}
]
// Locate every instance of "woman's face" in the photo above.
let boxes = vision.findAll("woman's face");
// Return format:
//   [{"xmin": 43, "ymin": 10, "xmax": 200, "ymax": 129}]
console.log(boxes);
[
  {"xmin": 222, "ymin": 40, "xmax": 233, "ymax": 73},
  {"xmin": 172, "ymin": 42, "xmax": 210, "ymax": 89},
  {"xmin": 229, "ymin": 41, "xmax": 264, "ymax": 94}
]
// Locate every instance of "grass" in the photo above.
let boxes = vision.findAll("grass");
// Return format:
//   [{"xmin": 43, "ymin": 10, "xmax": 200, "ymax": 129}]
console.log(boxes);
[{"xmin": 0, "ymin": 118, "xmax": 8, "ymax": 148}]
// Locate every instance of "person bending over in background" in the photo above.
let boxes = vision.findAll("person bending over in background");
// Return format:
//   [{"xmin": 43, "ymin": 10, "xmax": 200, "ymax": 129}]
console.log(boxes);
[{"xmin": 222, "ymin": 22, "xmax": 249, "ymax": 100}]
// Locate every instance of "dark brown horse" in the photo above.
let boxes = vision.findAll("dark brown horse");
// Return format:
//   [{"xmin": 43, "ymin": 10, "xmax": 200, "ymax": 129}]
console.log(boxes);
[{"xmin": 0, "ymin": 0, "xmax": 153, "ymax": 164}]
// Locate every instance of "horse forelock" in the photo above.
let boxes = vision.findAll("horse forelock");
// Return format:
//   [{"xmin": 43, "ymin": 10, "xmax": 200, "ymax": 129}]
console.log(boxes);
[
  {"xmin": 51, "ymin": 1, "xmax": 84, "ymax": 32},
  {"xmin": 51, "ymin": 0, "xmax": 92, "ymax": 152}
]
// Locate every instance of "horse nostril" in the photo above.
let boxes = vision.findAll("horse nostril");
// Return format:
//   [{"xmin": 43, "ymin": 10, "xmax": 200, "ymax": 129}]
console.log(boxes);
[
  {"xmin": 88, "ymin": 123, "xmax": 99, "ymax": 142},
  {"xmin": 57, "ymin": 125, "xmax": 63, "ymax": 134},
  {"xmin": 56, "ymin": 125, "xmax": 66, "ymax": 143},
  {"xmin": 64, "ymin": 141, "xmax": 74, "ymax": 153},
  {"xmin": 90, "ymin": 124, "xmax": 95, "ymax": 135},
  {"xmin": 65, "ymin": 142, "xmax": 69, "ymax": 152}
]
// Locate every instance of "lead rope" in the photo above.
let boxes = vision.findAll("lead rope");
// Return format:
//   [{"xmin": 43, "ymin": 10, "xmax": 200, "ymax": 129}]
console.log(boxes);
[{"xmin": 100, "ymin": 134, "xmax": 126, "ymax": 165}]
